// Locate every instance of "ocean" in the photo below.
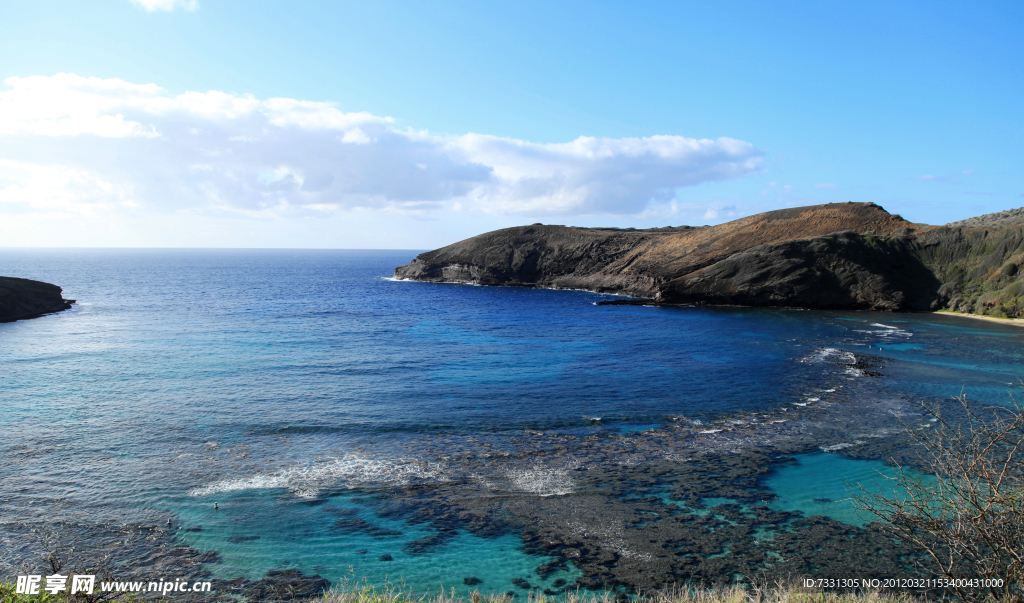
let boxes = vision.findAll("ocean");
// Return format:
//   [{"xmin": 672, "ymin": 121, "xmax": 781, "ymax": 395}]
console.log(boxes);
[{"xmin": 2, "ymin": 249, "xmax": 1023, "ymax": 597}]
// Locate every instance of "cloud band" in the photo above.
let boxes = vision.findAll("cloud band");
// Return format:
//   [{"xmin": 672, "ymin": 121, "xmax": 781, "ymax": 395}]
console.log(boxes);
[{"xmin": 0, "ymin": 74, "xmax": 762, "ymax": 219}]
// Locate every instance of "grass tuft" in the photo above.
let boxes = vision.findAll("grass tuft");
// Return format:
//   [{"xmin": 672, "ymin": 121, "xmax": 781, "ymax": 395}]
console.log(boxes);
[{"xmin": 313, "ymin": 581, "xmax": 927, "ymax": 603}]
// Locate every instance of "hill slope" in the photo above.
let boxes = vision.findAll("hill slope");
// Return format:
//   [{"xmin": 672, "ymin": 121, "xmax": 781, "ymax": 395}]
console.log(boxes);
[
  {"xmin": 945, "ymin": 207, "xmax": 1024, "ymax": 228},
  {"xmin": 395, "ymin": 202, "xmax": 1024, "ymax": 318}
]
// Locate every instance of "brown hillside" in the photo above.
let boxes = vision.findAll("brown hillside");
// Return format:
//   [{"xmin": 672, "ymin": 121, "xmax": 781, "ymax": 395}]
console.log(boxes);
[
  {"xmin": 395, "ymin": 202, "xmax": 1024, "ymax": 316},
  {"xmin": 395, "ymin": 202, "xmax": 913, "ymax": 297},
  {"xmin": 596, "ymin": 201, "xmax": 912, "ymax": 283}
]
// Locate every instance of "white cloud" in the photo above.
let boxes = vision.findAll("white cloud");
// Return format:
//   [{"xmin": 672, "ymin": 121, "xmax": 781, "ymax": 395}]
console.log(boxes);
[
  {"xmin": 759, "ymin": 181, "xmax": 794, "ymax": 196},
  {"xmin": 912, "ymin": 170, "xmax": 975, "ymax": 185},
  {"xmin": 130, "ymin": 0, "xmax": 198, "ymax": 11},
  {"xmin": 0, "ymin": 74, "xmax": 763, "ymax": 221},
  {"xmin": 0, "ymin": 159, "xmax": 136, "ymax": 215},
  {"xmin": 702, "ymin": 204, "xmax": 742, "ymax": 221}
]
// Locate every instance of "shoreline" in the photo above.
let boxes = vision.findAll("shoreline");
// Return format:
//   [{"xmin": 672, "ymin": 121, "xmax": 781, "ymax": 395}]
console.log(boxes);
[
  {"xmin": 391, "ymin": 279, "xmax": 1024, "ymax": 328},
  {"xmin": 933, "ymin": 310, "xmax": 1024, "ymax": 328}
]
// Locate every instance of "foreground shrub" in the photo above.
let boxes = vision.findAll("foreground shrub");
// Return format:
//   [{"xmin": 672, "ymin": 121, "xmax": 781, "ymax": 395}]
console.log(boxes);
[{"xmin": 853, "ymin": 392, "xmax": 1024, "ymax": 602}]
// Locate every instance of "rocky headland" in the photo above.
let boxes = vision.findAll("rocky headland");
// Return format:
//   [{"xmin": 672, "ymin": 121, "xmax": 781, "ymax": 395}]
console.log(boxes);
[
  {"xmin": 395, "ymin": 202, "xmax": 1024, "ymax": 318},
  {"xmin": 0, "ymin": 276, "xmax": 75, "ymax": 322}
]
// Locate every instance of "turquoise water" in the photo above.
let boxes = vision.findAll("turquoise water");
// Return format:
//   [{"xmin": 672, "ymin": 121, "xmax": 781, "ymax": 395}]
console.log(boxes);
[
  {"xmin": 765, "ymin": 453, "xmax": 934, "ymax": 527},
  {"xmin": 174, "ymin": 488, "xmax": 581, "ymax": 594},
  {"xmin": 2, "ymin": 249, "xmax": 1023, "ymax": 593}
]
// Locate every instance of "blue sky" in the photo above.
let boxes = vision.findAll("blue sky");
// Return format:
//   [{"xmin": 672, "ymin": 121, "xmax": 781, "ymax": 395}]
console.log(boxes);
[{"xmin": 1, "ymin": 0, "xmax": 1021, "ymax": 248}]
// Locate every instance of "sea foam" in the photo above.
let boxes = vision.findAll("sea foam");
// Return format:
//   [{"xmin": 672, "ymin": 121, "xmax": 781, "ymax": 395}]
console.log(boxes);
[
  {"xmin": 505, "ymin": 466, "xmax": 576, "ymax": 497},
  {"xmin": 188, "ymin": 454, "xmax": 446, "ymax": 499}
]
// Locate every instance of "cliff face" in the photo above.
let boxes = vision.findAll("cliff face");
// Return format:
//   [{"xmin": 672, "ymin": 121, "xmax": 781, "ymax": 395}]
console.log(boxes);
[
  {"xmin": 0, "ymin": 276, "xmax": 75, "ymax": 323},
  {"xmin": 659, "ymin": 230, "xmax": 943, "ymax": 311},
  {"xmin": 395, "ymin": 202, "xmax": 1024, "ymax": 318},
  {"xmin": 917, "ymin": 226, "xmax": 1024, "ymax": 317},
  {"xmin": 396, "ymin": 202, "xmax": 910, "ymax": 296}
]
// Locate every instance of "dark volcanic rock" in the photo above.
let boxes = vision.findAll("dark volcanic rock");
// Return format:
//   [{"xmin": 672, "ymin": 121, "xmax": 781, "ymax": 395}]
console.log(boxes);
[
  {"xmin": 226, "ymin": 534, "xmax": 261, "ymax": 543},
  {"xmin": 395, "ymin": 202, "xmax": 913, "ymax": 302},
  {"xmin": 0, "ymin": 276, "xmax": 74, "ymax": 322},
  {"xmin": 241, "ymin": 569, "xmax": 330, "ymax": 601},
  {"xmin": 660, "ymin": 230, "xmax": 943, "ymax": 310},
  {"xmin": 395, "ymin": 202, "xmax": 1024, "ymax": 318}
]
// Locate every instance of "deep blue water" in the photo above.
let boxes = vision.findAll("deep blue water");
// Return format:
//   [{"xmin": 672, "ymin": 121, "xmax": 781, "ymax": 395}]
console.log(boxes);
[{"xmin": 2, "ymin": 249, "xmax": 1023, "ymax": 593}]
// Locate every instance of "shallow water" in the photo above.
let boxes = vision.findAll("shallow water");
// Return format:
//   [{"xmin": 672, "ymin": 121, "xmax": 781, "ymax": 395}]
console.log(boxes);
[
  {"xmin": 2, "ymin": 249, "xmax": 1023, "ymax": 595},
  {"xmin": 765, "ymin": 452, "xmax": 935, "ymax": 527}
]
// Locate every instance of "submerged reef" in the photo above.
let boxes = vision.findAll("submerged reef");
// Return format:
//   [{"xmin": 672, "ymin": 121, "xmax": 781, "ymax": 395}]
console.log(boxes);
[
  {"xmin": 3, "ymin": 341, "xmax": 982, "ymax": 598},
  {"xmin": 0, "ymin": 276, "xmax": 74, "ymax": 322},
  {"xmin": 0, "ymin": 350, "xmax": 947, "ymax": 599},
  {"xmin": 350, "ymin": 356, "xmax": 934, "ymax": 593},
  {"xmin": 395, "ymin": 202, "xmax": 1024, "ymax": 318}
]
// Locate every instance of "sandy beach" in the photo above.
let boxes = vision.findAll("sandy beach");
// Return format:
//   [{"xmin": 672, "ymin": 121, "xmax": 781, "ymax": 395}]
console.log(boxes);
[{"xmin": 934, "ymin": 311, "xmax": 1024, "ymax": 328}]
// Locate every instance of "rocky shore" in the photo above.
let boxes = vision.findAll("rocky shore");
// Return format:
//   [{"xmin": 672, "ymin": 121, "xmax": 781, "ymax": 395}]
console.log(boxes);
[
  {"xmin": 395, "ymin": 202, "xmax": 1024, "ymax": 318},
  {"xmin": 0, "ymin": 276, "xmax": 75, "ymax": 322}
]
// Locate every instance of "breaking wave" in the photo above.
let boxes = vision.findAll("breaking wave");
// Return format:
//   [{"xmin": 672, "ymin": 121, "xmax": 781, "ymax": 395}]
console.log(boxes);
[
  {"xmin": 801, "ymin": 347, "xmax": 856, "ymax": 365},
  {"xmin": 188, "ymin": 454, "xmax": 447, "ymax": 499},
  {"xmin": 505, "ymin": 466, "xmax": 576, "ymax": 497}
]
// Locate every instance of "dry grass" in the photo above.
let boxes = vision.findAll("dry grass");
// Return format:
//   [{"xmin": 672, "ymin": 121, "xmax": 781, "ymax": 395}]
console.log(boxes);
[{"xmin": 314, "ymin": 581, "xmax": 926, "ymax": 603}]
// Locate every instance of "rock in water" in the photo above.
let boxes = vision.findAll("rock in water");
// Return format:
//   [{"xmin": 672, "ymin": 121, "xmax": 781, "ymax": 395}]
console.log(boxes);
[{"xmin": 0, "ymin": 276, "xmax": 74, "ymax": 323}]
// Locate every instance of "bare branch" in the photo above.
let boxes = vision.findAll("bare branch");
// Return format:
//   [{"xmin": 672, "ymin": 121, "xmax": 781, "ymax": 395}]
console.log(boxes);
[{"xmin": 851, "ymin": 390, "xmax": 1024, "ymax": 602}]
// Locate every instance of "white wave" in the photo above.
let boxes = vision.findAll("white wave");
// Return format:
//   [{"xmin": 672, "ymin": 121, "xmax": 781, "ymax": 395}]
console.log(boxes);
[
  {"xmin": 383, "ymin": 275, "xmax": 638, "ymax": 299},
  {"xmin": 804, "ymin": 346, "xmax": 880, "ymax": 378},
  {"xmin": 506, "ymin": 466, "xmax": 575, "ymax": 497},
  {"xmin": 801, "ymin": 347, "xmax": 856, "ymax": 365},
  {"xmin": 188, "ymin": 454, "xmax": 446, "ymax": 499},
  {"xmin": 699, "ymin": 429, "xmax": 723, "ymax": 434},
  {"xmin": 384, "ymin": 276, "xmax": 483, "ymax": 286},
  {"xmin": 612, "ymin": 545, "xmax": 654, "ymax": 561},
  {"xmin": 820, "ymin": 440, "xmax": 865, "ymax": 452},
  {"xmin": 857, "ymin": 323, "xmax": 913, "ymax": 338}
]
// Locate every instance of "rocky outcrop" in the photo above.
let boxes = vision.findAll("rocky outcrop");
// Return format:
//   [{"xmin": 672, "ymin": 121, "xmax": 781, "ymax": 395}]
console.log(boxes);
[
  {"xmin": 396, "ymin": 202, "xmax": 910, "ymax": 296},
  {"xmin": 659, "ymin": 230, "xmax": 942, "ymax": 311},
  {"xmin": 0, "ymin": 276, "xmax": 75, "ymax": 322},
  {"xmin": 915, "ymin": 225, "xmax": 1024, "ymax": 317},
  {"xmin": 946, "ymin": 207, "xmax": 1024, "ymax": 229},
  {"xmin": 395, "ymin": 202, "xmax": 1024, "ymax": 318}
]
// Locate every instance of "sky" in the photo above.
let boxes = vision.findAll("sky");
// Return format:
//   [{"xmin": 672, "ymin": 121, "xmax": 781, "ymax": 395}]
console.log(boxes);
[{"xmin": 1, "ymin": 0, "xmax": 1022, "ymax": 249}]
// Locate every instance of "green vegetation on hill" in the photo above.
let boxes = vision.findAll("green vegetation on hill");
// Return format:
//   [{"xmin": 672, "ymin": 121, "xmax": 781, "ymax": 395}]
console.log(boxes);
[{"xmin": 916, "ymin": 227, "xmax": 1024, "ymax": 318}]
